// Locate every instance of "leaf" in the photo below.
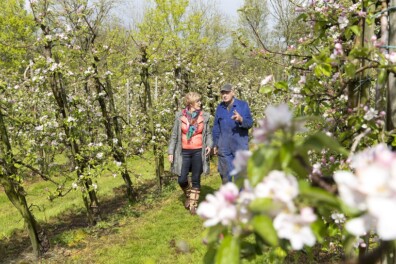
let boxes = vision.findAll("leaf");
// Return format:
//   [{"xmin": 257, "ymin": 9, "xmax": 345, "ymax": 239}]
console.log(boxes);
[
  {"xmin": 274, "ymin": 81, "xmax": 288, "ymax": 91},
  {"xmin": 215, "ymin": 235, "xmax": 240, "ymax": 264},
  {"xmin": 310, "ymin": 219, "xmax": 326, "ymax": 244},
  {"xmin": 299, "ymin": 180, "xmax": 340, "ymax": 208},
  {"xmin": 349, "ymin": 47, "xmax": 370, "ymax": 57},
  {"xmin": 378, "ymin": 69, "xmax": 388, "ymax": 85},
  {"xmin": 301, "ymin": 132, "xmax": 349, "ymax": 156},
  {"xmin": 259, "ymin": 85, "xmax": 272, "ymax": 94},
  {"xmin": 349, "ymin": 25, "xmax": 361, "ymax": 36},
  {"xmin": 288, "ymin": 154, "xmax": 309, "ymax": 179},
  {"xmin": 248, "ymin": 147, "xmax": 279, "ymax": 186},
  {"xmin": 296, "ymin": 13, "xmax": 308, "ymax": 21},
  {"xmin": 279, "ymin": 141, "xmax": 293, "ymax": 169},
  {"xmin": 204, "ymin": 225, "xmax": 225, "ymax": 244},
  {"xmin": 345, "ymin": 63, "xmax": 356, "ymax": 78},
  {"xmin": 249, "ymin": 198, "xmax": 280, "ymax": 213},
  {"xmin": 343, "ymin": 233, "xmax": 358, "ymax": 255},
  {"xmin": 252, "ymin": 215, "xmax": 279, "ymax": 246},
  {"xmin": 314, "ymin": 63, "xmax": 332, "ymax": 77},
  {"xmin": 203, "ymin": 247, "xmax": 217, "ymax": 264}
]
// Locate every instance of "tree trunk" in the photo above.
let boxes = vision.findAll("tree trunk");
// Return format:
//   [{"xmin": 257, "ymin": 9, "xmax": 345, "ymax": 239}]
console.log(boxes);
[
  {"xmin": 0, "ymin": 110, "xmax": 48, "ymax": 257},
  {"xmin": 91, "ymin": 59, "xmax": 135, "ymax": 200},
  {"xmin": 106, "ymin": 75, "xmax": 136, "ymax": 198},
  {"xmin": 387, "ymin": 0, "xmax": 396, "ymax": 130},
  {"xmin": 140, "ymin": 45, "xmax": 164, "ymax": 189},
  {"xmin": 39, "ymin": 32, "xmax": 99, "ymax": 224},
  {"xmin": 376, "ymin": 1, "xmax": 389, "ymax": 111},
  {"xmin": 348, "ymin": 2, "xmax": 375, "ymax": 110}
]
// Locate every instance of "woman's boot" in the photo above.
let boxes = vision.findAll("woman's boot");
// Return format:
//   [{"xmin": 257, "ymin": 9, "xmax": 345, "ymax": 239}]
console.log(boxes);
[
  {"xmin": 181, "ymin": 185, "xmax": 191, "ymax": 209},
  {"xmin": 189, "ymin": 188, "xmax": 200, "ymax": 215}
]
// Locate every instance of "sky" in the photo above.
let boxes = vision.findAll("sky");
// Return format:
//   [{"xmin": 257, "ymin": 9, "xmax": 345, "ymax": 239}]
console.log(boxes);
[
  {"xmin": 218, "ymin": 0, "xmax": 244, "ymax": 18},
  {"xmin": 117, "ymin": 0, "xmax": 245, "ymax": 28},
  {"xmin": 24, "ymin": 0, "xmax": 245, "ymax": 27}
]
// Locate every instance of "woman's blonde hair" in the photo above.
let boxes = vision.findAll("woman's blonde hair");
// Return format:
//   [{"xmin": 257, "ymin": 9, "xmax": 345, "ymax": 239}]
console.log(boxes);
[{"xmin": 183, "ymin": 92, "xmax": 201, "ymax": 107}]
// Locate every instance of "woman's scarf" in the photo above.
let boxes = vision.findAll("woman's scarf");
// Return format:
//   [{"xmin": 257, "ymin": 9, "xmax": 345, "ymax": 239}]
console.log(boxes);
[{"xmin": 182, "ymin": 108, "xmax": 201, "ymax": 140}]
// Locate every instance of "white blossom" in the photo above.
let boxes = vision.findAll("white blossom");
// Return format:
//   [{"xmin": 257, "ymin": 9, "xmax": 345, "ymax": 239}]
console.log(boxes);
[
  {"xmin": 363, "ymin": 108, "xmax": 378, "ymax": 121},
  {"xmin": 254, "ymin": 170, "xmax": 299, "ymax": 212},
  {"xmin": 230, "ymin": 150, "xmax": 252, "ymax": 176},
  {"xmin": 35, "ymin": 125, "xmax": 44, "ymax": 131},
  {"xmin": 331, "ymin": 212, "xmax": 346, "ymax": 224},
  {"xmin": 260, "ymin": 75, "xmax": 273, "ymax": 86},
  {"xmin": 253, "ymin": 104, "xmax": 293, "ymax": 143},
  {"xmin": 273, "ymin": 208, "xmax": 317, "ymax": 250},
  {"xmin": 338, "ymin": 16, "xmax": 349, "ymax": 29}
]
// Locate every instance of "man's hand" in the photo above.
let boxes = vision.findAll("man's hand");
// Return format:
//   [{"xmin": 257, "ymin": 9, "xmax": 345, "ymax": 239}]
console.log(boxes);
[
  {"xmin": 232, "ymin": 110, "xmax": 243, "ymax": 123},
  {"xmin": 168, "ymin": 154, "xmax": 173, "ymax": 163}
]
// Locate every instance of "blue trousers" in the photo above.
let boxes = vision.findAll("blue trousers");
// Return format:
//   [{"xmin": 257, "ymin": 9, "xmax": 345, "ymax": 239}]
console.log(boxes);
[
  {"xmin": 179, "ymin": 148, "xmax": 203, "ymax": 189},
  {"xmin": 218, "ymin": 148, "xmax": 236, "ymax": 183}
]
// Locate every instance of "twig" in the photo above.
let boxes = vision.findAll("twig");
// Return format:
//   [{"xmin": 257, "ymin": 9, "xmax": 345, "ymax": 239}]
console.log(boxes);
[
  {"xmin": 351, "ymin": 128, "xmax": 371, "ymax": 154},
  {"xmin": 12, "ymin": 159, "xmax": 60, "ymax": 185}
]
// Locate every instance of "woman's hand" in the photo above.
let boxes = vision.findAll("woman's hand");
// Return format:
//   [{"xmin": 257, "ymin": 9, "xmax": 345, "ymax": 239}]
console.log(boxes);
[
  {"xmin": 205, "ymin": 147, "xmax": 211, "ymax": 156},
  {"xmin": 168, "ymin": 154, "xmax": 174, "ymax": 163}
]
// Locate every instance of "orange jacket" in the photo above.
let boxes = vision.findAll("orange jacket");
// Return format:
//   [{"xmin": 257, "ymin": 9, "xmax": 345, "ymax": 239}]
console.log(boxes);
[{"xmin": 181, "ymin": 112, "xmax": 204, "ymax": 149}]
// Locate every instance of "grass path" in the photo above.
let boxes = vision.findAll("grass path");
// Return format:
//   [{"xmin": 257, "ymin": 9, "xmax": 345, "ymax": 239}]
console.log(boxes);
[{"xmin": 44, "ymin": 175, "xmax": 222, "ymax": 264}]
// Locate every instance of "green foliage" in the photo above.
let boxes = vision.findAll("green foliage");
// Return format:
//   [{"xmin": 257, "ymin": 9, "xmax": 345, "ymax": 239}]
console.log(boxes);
[
  {"xmin": 0, "ymin": 0, "xmax": 35, "ymax": 71},
  {"xmin": 252, "ymin": 215, "xmax": 278, "ymax": 246}
]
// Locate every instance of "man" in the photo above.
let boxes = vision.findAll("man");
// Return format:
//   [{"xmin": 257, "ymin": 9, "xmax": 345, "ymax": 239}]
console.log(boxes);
[{"xmin": 212, "ymin": 83, "xmax": 253, "ymax": 183}]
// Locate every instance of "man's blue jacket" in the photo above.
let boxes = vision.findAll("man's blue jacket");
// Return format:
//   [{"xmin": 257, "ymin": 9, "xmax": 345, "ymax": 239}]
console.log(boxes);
[{"xmin": 212, "ymin": 98, "xmax": 253, "ymax": 152}]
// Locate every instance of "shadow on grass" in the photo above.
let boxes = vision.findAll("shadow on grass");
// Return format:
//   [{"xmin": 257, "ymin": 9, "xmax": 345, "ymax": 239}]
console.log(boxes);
[
  {"xmin": 0, "ymin": 176, "xmax": 170, "ymax": 264},
  {"xmin": 176, "ymin": 176, "xmax": 219, "ymax": 209}
]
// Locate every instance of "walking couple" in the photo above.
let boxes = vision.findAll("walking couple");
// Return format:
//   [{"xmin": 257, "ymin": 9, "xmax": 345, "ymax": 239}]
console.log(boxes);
[{"xmin": 168, "ymin": 84, "xmax": 253, "ymax": 214}]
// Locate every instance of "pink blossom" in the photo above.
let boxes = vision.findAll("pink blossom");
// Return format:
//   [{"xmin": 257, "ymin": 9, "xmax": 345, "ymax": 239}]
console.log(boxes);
[
  {"xmin": 334, "ymin": 144, "xmax": 396, "ymax": 240},
  {"xmin": 386, "ymin": 52, "xmax": 396, "ymax": 63},
  {"xmin": 197, "ymin": 183, "xmax": 239, "ymax": 227},
  {"xmin": 333, "ymin": 43, "xmax": 344, "ymax": 56}
]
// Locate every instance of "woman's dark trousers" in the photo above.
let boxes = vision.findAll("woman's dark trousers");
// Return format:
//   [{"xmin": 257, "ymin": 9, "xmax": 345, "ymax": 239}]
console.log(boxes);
[{"xmin": 179, "ymin": 148, "xmax": 203, "ymax": 189}]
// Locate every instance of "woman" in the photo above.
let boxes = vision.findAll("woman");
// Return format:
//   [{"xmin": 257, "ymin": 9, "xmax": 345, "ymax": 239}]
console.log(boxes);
[{"xmin": 168, "ymin": 92, "xmax": 212, "ymax": 215}]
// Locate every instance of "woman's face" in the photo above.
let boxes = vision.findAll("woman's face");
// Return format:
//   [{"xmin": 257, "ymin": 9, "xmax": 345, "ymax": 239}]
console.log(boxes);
[{"xmin": 190, "ymin": 99, "xmax": 201, "ymax": 110}]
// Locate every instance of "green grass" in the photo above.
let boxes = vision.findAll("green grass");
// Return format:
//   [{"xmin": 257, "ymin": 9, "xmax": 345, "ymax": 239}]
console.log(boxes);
[
  {"xmin": 1, "ymin": 155, "xmax": 275, "ymax": 263},
  {"xmin": 70, "ymin": 176, "xmax": 219, "ymax": 264},
  {"xmin": 0, "ymin": 152, "xmax": 156, "ymax": 239}
]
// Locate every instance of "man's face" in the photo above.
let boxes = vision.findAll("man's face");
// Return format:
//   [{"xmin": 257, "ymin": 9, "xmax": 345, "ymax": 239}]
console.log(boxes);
[{"xmin": 221, "ymin": 90, "xmax": 234, "ymax": 104}]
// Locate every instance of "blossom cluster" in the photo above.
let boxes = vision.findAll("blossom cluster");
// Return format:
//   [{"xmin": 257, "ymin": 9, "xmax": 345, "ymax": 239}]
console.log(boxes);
[
  {"xmin": 334, "ymin": 144, "xmax": 396, "ymax": 240},
  {"xmin": 253, "ymin": 104, "xmax": 293, "ymax": 143},
  {"xmin": 197, "ymin": 170, "xmax": 317, "ymax": 250}
]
